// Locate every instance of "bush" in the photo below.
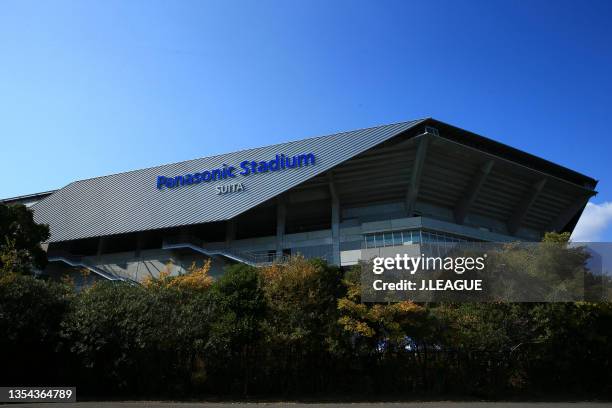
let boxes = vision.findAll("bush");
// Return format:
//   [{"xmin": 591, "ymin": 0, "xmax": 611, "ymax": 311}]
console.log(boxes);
[
  {"xmin": 0, "ymin": 273, "xmax": 70, "ymax": 385},
  {"xmin": 258, "ymin": 257, "xmax": 344, "ymax": 394},
  {"xmin": 204, "ymin": 263, "xmax": 266, "ymax": 395},
  {"xmin": 61, "ymin": 281, "xmax": 212, "ymax": 396},
  {"xmin": 1, "ymin": 254, "xmax": 611, "ymax": 399}
]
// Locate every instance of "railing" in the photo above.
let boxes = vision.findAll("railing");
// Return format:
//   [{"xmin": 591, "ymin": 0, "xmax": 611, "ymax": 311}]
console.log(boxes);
[
  {"xmin": 46, "ymin": 251, "xmax": 137, "ymax": 283},
  {"xmin": 162, "ymin": 236, "xmax": 291, "ymax": 267}
]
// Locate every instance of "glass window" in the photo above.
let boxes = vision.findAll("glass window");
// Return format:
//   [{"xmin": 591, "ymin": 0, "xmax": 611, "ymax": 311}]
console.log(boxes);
[
  {"xmin": 402, "ymin": 230, "xmax": 413, "ymax": 245},
  {"xmin": 384, "ymin": 232, "xmax": 393, "ymax": 247},
  {"xmin": 393, "ymin": 231, "xmax": 403, "ymax": 247},
  {"xmin": 365, "ymin": 234, "xmax": 375, "ymax": 249},
  {"xmin": 364, "ymin": 230, "xmax": 471, "ymax": 249}
]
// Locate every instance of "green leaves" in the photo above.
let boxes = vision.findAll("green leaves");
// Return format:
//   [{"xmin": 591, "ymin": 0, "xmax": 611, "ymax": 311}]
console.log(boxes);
[
  {"xmin": 61, "ymin": 281, "xmax": 213, "ymax": 394},
  {"xmin": 1, "ymin": 252, "xmax": 611, "ymax": 398},
  {"xmin": 0, "ymin": 203, "xmax": 49, "ymax": 275}
]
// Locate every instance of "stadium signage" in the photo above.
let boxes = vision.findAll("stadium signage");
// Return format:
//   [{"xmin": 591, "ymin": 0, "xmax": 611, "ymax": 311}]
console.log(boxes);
[{"xmin": 156, "ymin": 152, "xmax": 316, "ymax": 191}]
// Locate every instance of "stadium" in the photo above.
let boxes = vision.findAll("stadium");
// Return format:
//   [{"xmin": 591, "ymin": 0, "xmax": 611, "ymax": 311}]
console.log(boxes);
[{"xmin": 1, "ymin": 118, "xmax": 598, "ymax": 286}]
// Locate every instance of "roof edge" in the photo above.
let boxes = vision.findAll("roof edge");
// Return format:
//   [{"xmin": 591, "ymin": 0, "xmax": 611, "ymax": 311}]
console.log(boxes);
[
  {"xmin": 62, "ymin": 118, "xmax": 429, "ymax": 186},
  {"xmin": 425, "ymin": 118, "xmax": 597, "ymax": 189},
  {"xmin": 1, "ymin": 190, "xmax": 57, "ymax": 203}
]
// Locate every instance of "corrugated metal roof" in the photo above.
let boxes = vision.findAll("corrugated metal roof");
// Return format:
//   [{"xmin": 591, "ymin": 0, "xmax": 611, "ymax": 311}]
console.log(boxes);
[
  {"xmin": 33, "ymin": 119, "xmax": 426, "ymax": 242},
  {"xmin": 0, "ymin": 190, "xmax": 57, "ymax": 203}
]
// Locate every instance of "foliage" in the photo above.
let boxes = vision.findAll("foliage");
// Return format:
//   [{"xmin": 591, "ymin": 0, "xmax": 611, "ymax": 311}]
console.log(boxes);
[
  {"xmin": 543, "ymin": 231, "xmax": 571, "ymax": 243},
  {"xmin": 0, "ymin": 203, "xmax": 49, "ymax": 275},
  {"xmin": 260, "ymin": 256, "xmax": 342, "ymax": 346},
  {"xmin": 61, "ymin": 281, "xmax": 212, "ymax": 395},
  {"xmin": 0, "ymin": 245, "xmax": 611, "ymax": 398},
  {"xmin": 338, "ymin": 265, "xmax": 427, "ymax": 342},
  {"xmin": 142, "ymin": 260, "xmax": 213, "ymax": 293},
  {"xmin": 257, "ymin": 257, "xmax": 343, "ymax": 393},
  {"xmin": 0, "ymin": 273, "xmax": 71, "ymax": 385},
  {"xmin": 204, "ymin": 263, "xmax": 266, "ymax": 394}
]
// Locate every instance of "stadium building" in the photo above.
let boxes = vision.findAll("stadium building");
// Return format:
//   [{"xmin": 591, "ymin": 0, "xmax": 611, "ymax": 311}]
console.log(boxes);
[{"xmin": 1, "ymin": 118, "xmax": 598, "ymax": 285}]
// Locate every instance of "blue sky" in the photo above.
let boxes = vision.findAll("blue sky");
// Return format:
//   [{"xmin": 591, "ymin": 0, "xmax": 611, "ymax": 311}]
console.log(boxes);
[{"xmin": 1, "ymin": 0, "xmax": 611, "ymax": 240}]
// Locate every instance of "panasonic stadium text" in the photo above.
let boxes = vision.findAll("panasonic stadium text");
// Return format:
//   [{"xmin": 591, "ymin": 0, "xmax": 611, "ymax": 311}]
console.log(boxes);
[{"xmin": 156, "ymin": 152, "xmax": 316, "ymax": 190}]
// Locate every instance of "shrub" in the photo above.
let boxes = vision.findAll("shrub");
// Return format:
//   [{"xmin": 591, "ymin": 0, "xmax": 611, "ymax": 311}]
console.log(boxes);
[
  {"xmin": 0, "ymin": 203, "xmax": 49, "ymax": 275},
  {"xmin": 61, "ymin": 281, "xmax": 212, "ymax": 396},
  {"xmin": 204, "ymin": 263, "xmax": 266, "ymax": 395},
  {"xmin": 0, "ymin": 273, "xmax": 70, "ymax": 385}
]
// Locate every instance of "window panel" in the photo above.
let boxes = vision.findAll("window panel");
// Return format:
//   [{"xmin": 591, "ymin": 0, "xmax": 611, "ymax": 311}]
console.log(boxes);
[
  {"xmin": 402, "ymin": 230, "xmax": 413, "ymax": 245},
  {"xmin": 366, "ymin": 234, "xmax": 375, "ymax": 249},
  {"xmin": 363, "ymin": 229, "xmax": 471, "ymax": 249}
]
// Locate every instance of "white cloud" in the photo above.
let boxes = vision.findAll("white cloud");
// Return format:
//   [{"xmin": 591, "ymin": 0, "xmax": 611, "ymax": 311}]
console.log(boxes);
[{"xmin": 571, "ymin": 202, "xmax": 612, "ymax": 242}]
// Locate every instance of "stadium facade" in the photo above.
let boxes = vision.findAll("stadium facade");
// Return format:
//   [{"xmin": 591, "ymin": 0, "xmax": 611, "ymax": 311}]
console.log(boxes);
[{"xmin": 1, "ymin": 118, "xmax": 598, "ymax": 285}]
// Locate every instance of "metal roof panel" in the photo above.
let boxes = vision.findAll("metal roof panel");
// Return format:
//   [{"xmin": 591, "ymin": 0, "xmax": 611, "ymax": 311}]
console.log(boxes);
[{"xmin": 33, "ymin": 120, "xmax": 425, "ymax": 242}]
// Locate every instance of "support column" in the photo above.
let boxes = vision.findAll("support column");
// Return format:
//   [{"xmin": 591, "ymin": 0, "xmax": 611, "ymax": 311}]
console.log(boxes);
[
  {"xmin": 455, "ymin": 160, "xmax": 494, "ymax": 224},
  {"xmin": 406, "ymin": 134, "xmax": 430, "ymax": 216},
  {"xmin": 178, "ymin": 225, "xmax": 190, "ymax": 241},
  {"xmin": 507, "ymin": 178, "xmax": 547, "ymax": 235},
  {"xmin": 225, "ymin": 219, "xmax": 236, "ymax": 248},
  {"xmin": 96, "ymin": 237, "xmax": 107, "ymax": 256},
  {"xmin": 276, "ymin": 197, "xmax": 286, "ymax": 260},
  {"xmin": 135, "ymin": 232, "xmax": 145, "ymax": 257},
  {"xmin": 329, "ymin": 172, "xmax": 340, "ymax": 266}
]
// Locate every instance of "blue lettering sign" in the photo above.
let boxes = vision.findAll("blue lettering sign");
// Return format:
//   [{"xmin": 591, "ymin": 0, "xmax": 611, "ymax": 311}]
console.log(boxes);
[{"xmin": 156, "ymin": 153, "xmax": 316, "ymax": 190}]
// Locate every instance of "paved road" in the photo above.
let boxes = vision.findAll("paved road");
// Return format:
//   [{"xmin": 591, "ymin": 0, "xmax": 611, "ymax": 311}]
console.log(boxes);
[{"xmin": 3, "ymin": 402, "xmax": 612, "ymax": 408}]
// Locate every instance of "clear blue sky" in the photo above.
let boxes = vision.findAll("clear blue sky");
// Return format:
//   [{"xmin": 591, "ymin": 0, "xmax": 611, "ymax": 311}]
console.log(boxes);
[{"xmin": 1, "ymin": 0, "xmax": 611, "ymax": 239}]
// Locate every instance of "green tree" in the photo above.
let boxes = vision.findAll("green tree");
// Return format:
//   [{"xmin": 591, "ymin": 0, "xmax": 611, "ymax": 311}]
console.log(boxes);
[
  {"xmin": 338, "ymin": 265, "xmax": 428, "ymax": 349},
  {"xmin": 0, "ymin": 273, "xmax": 71, "ymax": 385},
  {"xmin": 0, "ymin": 203, "xmax": 49, "ymax": 275},
  {"xmin": 206, "ymin": 263, "xmax": 266, "ymax": 395},
  {"xmin": 259, "ymin": 257, "xmax": 344, "ymax": 393},
  {"xmin": 62, "ymin": 281, "xmax": 212, "ymax": 396}
]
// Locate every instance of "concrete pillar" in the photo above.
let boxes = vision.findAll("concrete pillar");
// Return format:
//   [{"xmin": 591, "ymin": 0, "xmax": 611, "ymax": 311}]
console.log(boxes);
[
  {"xmin": 331, "ymin": 196, "xmax": 340, "ymax": 266},
  {"xmin": 455, "ymin": 160, "xmax": 494, "ymax": 225},
  {"xmin": 328, "ymin": 172, "xmax": 340, "ymax": 266},
  {"xmin": 406, "ymin": 133, "xmax": 431, "ymax": 216},
  {"xmin": 135, "ymin": 232, "xmax": 145, "ymax": 257},
  {"xmin": 276, "ymin": 198, "xmax": 286, "ymax": 260},
  {"xmin": 225, "ymin": 219, "xmax": 236, "ymax": 248},
  {"xmin": 96, "ymin": 237, "xmax": 106, "ymax": 256},
  {"xmin": 178, "ymin": 225, "xmax": 190, "ymax": 241}
]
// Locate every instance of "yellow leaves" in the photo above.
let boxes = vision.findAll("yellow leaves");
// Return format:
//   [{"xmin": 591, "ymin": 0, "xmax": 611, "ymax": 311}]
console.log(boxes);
[
  {"xmin": 0, "ymin": 238, "xmax": 20, "ymax": 276},
  {"xmin": 0, "ymin": 271, "xmax": 17, "ymax": 285},
  {"xmin": 391, "ymin": 301, "xmax": 424, "ymax": 314},
  {"xmin": 171, "ymin": 260, "xmax": 214, "ymax": 291},
  {"xmin": 61, "ymin": 273, "xmax": 75, "ymax": 288},
  {"xmin": 338, "ymin": 297, "xmax": 368, "ymax": 315},
  {"xmin": 338, "ymin": 315, "xmax": 375, "ymax": 337},
  {"xmin": 142, "ymin": 263, "xmax": 172, "ymax": 289},
  {"xmin": 336, "ymin": 263, "xmax": 425, "ymax": 340},
  {"xmin": 543, "ymin": 231, "xmax": 571, "ymax": 243},
  {"xmin": 344, "ymin": 282, "xmax": 361, "ymax": 302},
  {"xmin": 259, "ymin": 255, "xmax": 321, "ymax": 304},
  {"xmin": 337, "ymin": 290, "xmax": 424, "ymax": 340},
  {"xmin": 142, "ymin": 260, "xmax": 213, "ymax": 292}
]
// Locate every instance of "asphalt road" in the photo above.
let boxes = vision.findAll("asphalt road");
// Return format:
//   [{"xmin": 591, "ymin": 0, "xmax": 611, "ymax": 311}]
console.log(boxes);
[{"xmin": 3, "ymin": 402, "xmax": 612, "ymax": 408}]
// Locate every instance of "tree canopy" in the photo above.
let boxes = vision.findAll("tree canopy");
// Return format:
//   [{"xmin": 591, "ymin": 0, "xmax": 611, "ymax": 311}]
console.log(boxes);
[{"xmin": 0, "ymin": 203, "xmax": 49, "ymax": 275}]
